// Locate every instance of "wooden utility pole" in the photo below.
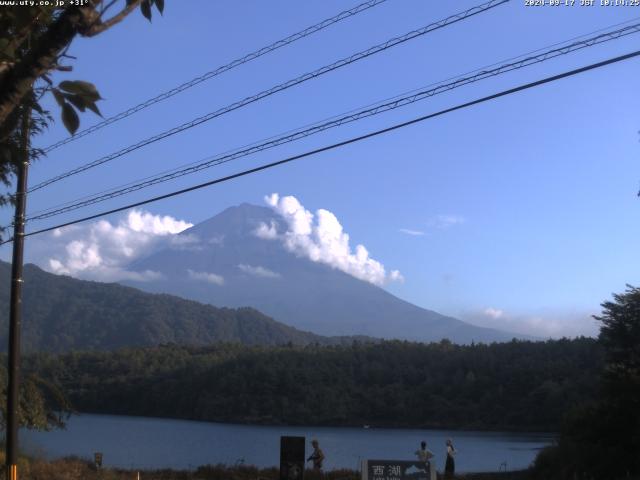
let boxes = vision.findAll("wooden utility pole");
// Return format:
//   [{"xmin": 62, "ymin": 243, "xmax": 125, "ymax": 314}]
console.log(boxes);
[{"xmin": 5, "ymin": 106, "xmax": 30, "ymax": 480}]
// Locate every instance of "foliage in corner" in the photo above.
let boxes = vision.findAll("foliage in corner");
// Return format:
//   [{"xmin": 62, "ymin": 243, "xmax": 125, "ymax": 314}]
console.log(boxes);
[
  {"xmin": 532, "ymin": 285, "xmax": 640, "ymax": 480},
  {"xmin": 0, "ymin": 363, "xmax": 71, "ymax": 431},
  {"xmin": 0, "ymin": 0, "xmax": 165, "ymax": 237}
]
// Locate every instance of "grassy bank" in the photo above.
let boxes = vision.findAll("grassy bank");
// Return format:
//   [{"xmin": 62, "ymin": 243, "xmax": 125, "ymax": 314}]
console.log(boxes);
[{"xmin": 0, "ymin": 455, "xmax": 533, "ymax": 480}]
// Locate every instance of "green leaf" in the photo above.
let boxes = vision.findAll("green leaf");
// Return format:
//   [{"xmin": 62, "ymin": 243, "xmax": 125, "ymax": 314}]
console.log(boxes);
[
  {"xmin": 63, "ymin": 93, "xmax": 86, "ymax": 112},
  {"xmin": 58, "ymin": 80, "xmax": 78, "ymax": 93},
  {"xmin": 59, "ymin": 80, "xmax": 101, "ymax": 101},
  {"xmin": 155, "ymin": 0, "xmax": 164, "ymax": 14},
  {"xmin": 51, "ymin": 88, "xmax": 65, "ymax": 107},
  {"xmin": 85, "ymin": 101, "xmax": 103, "ymax": 118},
  {"xmin": 141, "ymin": 0, "xmax": 152, "ymax": 21},
  {"xmin": 61, "ymin": 102, "xmax": 79, "ymax": 135}
]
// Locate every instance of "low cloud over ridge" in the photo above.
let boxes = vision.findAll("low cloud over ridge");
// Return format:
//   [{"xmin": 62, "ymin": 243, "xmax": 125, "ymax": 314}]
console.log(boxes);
[
  {"xmin": 462, "ymin": 307, "xmax": 599, "ymax": 338},
  {"xmin": 26, "ymin": 210, "xmax": 193, "ymax": 282},
  {"xmin": 256, "ymin": 193, "xmax": 402, "ymax": 286}
]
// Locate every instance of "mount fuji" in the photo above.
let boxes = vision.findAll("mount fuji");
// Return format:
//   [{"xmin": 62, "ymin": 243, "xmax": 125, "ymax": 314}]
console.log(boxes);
[{"xmin": 123, "ymin": 203, "xmax": 519, "ymax": 344}]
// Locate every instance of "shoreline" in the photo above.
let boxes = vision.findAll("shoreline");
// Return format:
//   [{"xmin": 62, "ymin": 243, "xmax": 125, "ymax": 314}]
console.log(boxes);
[
  {"xmin": 22, "ymin": 414, "xmax": 550, "ymax": 473},
  {"xmin": 64, "ymin": 411, "xmax": 559, "ymax": 436}
]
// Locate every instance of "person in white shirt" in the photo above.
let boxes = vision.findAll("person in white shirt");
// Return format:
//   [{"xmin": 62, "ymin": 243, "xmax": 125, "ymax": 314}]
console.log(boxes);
[
  {"xmin": 415, "ymin": 441, "xmax": 435, "ymax": 480},
  {"xmin": 307, "ymin": 439, "xmax": 325, "ymax": 471}
]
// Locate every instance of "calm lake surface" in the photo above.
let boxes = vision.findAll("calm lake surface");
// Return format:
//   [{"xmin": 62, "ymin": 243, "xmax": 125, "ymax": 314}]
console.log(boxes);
[{"xmin": 21, "ymin": 414, "xmax": 554, "ymax": 473}]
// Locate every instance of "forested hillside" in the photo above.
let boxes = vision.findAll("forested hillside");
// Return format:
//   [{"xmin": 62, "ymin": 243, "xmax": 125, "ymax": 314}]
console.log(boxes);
[
  {"xmin": 0, "ymin": 261, "xmax": 364, "ymax": 351},
  {"xmin": 27, "ymin": 337, "xmax": 601, "ymax": 431}
]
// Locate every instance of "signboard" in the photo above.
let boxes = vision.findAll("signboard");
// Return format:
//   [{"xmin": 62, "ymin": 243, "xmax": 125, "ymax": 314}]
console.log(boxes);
[
  {"xmin": 280, "ymin": 436, "xmax": 305, "ymax": 480},
  {"xmin": 361, "ymin": 460, "xmax": 435, "ymax": 480}
]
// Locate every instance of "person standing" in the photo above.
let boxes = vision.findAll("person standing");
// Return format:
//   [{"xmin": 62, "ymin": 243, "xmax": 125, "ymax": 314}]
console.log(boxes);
[
  {"xmin": 307, "ymin": 439, "xmax": 325, "ymax": 471},
  {"xmin": 414, "ymin": 441, "xmax": 435, "ymax": 480},
  {"xmin": 444, "ymin": 438, "xmax": 456, "ymax": 478}
]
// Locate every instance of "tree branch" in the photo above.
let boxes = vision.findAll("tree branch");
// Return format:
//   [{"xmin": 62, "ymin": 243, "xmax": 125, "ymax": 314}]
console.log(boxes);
[
  {"xmin": 0, "ymin": 7, "xmax": 84, "ymax": 127},
  {"xmin": 0, "ymin": 1, "xmax": 142, "ymax": 127},
  {"xmin": 83, "ymin": 0, "xmax": 142, "ymax": 37}
]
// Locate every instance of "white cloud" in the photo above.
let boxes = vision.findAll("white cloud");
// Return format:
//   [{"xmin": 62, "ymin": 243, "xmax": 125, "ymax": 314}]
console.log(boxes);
[
  {"xmin": 165, "ymin": 233, "xmax": 203, "ymax": 251},
  {"xmin": 187, "ymin": 269, "xmax": 224, "ymax": 285},
  {"xmin": 127, "ymin": 210, "xmax": 192, "ymax": 235},
  {"xmin": 238, "ymin": 264, "xmax": 281, "ymax": 279},
  {"xmin": 462, "ymin": 307, "xmax": 599, "ymax": 338},
  {"xmin": 483, "ymin": 307, "xmax": 504, "ymax": 319},
  {"xmin": 254, "ymin": 221, "xmax": 278, "ymax": 240},
  {"xmin": 389, "ymin": 270, "xmax": 405, "ymax": 283},
  {"xmin": 27, "ymin": 209, "xmax": 193, "ymax": 282},
  {"xmin": 399, "ymin": 228, "xmax": 425, "ymax": 236},
  {"xmin": 428, "ymin": 214, "xmax": 466, "ymax": 229},
  {"xmin": 257, "ymin": 193, "xmax": 402, "ymax": 286}
]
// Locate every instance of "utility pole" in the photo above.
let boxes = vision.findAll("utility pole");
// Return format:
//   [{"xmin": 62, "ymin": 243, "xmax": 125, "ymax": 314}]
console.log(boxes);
[{"xmin": 5, "ymin": 106, "xmax": 30, "ymax": 480}]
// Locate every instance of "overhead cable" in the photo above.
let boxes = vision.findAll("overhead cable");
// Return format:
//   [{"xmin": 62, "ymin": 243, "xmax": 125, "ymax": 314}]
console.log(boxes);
[
  {"xmin": 26, "ymin": 15, "xmax": 640, "ymax": 220},
  {"xmin": 2, "ymin": 48, "xmax": 637, "ymax": 246},
  {"xmin": 25, "ymin": 21, "xmax": 640, "ymax": 222},
  {"xmin": 28, "ymin": 0, "xmax": 509, "ymax": 193},
  {"xmin": 41, "ymin": 0, "xmax": 391, "ymax": 153}
]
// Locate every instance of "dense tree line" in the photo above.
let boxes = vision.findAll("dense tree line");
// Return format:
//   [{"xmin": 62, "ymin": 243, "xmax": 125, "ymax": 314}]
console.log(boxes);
[{"xmin": 26, "ymin": 337, "xmax": 601, "ymax": 432}]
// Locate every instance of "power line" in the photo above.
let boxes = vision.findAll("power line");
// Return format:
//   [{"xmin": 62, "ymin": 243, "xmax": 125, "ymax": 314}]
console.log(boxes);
[
  {"xmin": 40, "ymin": 0, "xmax": 391, "ymax": 154},
  {"xmin": 24, "ymin": 21, "xmax": 640, "ymax": 223},
  {"xmin": 28, "ymin": 0, "xmax": 509, "ymax": 193},
  {"xmin": 25, "ymin": 15, "xmax": 640, "ymax": 221},
  {"xmin": 27, "ymin": 14, "xmax": 640, "ymax": 221},
  {"xmin": 3, "ymin": 48, "xmax": 637, "ymax": 246}
]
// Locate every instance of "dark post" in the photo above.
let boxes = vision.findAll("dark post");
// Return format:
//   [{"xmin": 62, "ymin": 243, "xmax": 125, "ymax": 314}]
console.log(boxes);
[
  {"xmin": 280, "ymin": 436, "xmax": 305, "ymax": 480},
  {"xmin": 5, "ymin": 108, "xmax": 30, "ymax": 480}
]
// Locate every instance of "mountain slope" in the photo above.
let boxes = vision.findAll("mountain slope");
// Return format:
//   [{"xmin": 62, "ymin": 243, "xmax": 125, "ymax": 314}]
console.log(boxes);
[
  {"xmin": 0, "ymin": 261, "xmax": 361, "ymax": 352},
  {"xmin": 125, "ymin": 203, "xmax": 519, "ymax": 344}
]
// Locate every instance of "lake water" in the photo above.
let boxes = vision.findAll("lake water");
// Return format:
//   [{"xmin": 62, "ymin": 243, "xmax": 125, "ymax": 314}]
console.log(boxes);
[{"xmin": 21, "ymin": 414, "xmax": 554, "ymax": 473}]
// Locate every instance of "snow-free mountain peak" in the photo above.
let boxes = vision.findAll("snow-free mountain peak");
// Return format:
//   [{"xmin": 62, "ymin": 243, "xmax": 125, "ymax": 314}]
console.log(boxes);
[{"xmin": 125, "ymin": 202, "xmax": 521, "ymax": 343}]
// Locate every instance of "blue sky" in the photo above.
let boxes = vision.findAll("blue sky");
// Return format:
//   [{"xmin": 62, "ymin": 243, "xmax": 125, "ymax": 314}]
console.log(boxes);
[{"xmin": 2, "ymin": 0, "xmax": 639, "ymax": 337}]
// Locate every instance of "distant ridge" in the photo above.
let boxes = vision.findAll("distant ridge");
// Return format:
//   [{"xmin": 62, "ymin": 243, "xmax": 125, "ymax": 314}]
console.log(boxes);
[
  {"xmin": 125, "ymin": 203, "xmax": 523, "ymax": 344},
  {"xmin": 0, "ymin": 261, "xmax": 369, "ymax": 352}
]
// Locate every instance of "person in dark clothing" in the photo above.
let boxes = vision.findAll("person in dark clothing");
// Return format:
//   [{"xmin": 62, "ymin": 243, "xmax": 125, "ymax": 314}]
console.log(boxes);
[
  {"xmin": 307, "ymin": 439, "xmax": 325, "ymax": 471},
  {"xmin": 444, "ymin": 438, "xmax": 456, "ymax": 478}
]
